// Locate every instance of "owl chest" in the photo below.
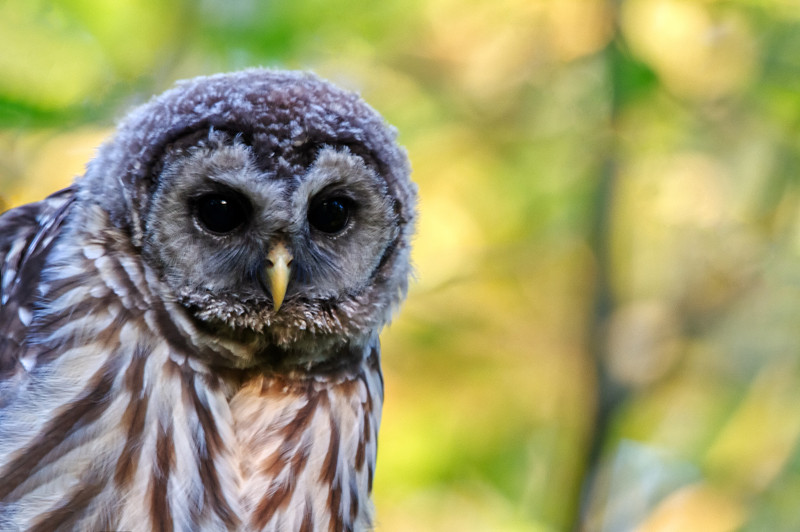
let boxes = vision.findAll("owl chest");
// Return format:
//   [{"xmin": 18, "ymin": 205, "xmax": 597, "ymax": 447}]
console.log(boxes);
[
  {"xmin": 110, "ymin": 349, "xmax": 382, "ymax": 532},
  {"xmin": 1, "ymin": 342, "xmax": 381, "ymax": 531}
]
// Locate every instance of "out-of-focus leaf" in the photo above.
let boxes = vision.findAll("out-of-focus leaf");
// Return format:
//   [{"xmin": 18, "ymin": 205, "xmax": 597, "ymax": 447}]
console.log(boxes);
[
  {"xmin": 0, "ymin": 1, "xmax": 111, "ymax": 111},
  {"xmin": 54, "ymin": 0, "xmax": 187, "ymax": 78},
  {"xmin": 635, "ymin": 482, "xmax": 745, "ymax": 532}
]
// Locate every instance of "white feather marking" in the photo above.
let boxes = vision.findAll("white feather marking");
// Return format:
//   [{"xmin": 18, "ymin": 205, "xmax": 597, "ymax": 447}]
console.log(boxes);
[
  {"xmin": 117, "ymin": 255, "xmax": 152, "ymax": 305},
  {"xmin": 49, "ymin": 285, "xmax": 93, "ymax": 313},
  {"xmin": 1, "ymin": 237, "xmax": 26, "ymax": 295},
  {"xmin": 83, "ymin": 244, "xmax": 105, "ymax": 260},
  {"xmin": 89, "ymin": 284, "xmax": 111, "ymax": 298},
  {"xmin": 17, "ymin": 306, "xmax": 32, "ymax": 327},
  {"xmin": 18, "ymin": 353, "xmax": 35, "ymax": 372}
]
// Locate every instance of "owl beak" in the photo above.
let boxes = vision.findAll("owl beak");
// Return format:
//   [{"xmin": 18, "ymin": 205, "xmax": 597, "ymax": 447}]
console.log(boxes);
[{"xmin": 266, "ymin": 242, "xmax": 293, "ymax": 312}]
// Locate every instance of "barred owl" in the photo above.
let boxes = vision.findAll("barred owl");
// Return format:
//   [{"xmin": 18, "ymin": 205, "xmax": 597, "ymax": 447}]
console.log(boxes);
[{"xmin": 0, "ymin": 69, "xmax": 416, "ymax": 531}]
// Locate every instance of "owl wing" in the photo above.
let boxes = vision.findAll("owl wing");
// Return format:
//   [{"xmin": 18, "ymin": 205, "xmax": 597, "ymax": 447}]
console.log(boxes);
[{"xmin": 0, "ymin": 187, "xmax": 76, "ymax": 379}]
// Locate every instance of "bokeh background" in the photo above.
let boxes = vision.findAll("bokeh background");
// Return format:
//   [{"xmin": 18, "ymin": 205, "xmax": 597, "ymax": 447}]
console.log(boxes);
[{"xmin": 3, "ymin": 0, "xmax": 800, "ymax": 530}]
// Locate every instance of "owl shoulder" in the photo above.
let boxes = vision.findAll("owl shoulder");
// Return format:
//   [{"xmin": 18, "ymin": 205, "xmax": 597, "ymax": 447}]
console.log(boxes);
[{"xmin": 0, "ymin": 187, "xmax": 76, "ymax": 373}]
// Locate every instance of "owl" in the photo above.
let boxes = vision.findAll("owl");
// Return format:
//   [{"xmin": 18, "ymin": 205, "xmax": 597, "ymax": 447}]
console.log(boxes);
[{"xmin": 0, "ymin": 69, "xmax": 416, "ymax": 531}]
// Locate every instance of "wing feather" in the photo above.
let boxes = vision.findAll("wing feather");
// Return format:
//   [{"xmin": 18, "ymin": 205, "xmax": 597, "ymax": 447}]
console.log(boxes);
[{"xmin": 0, "ymin": 187, "xmax": 76, "ymax": 379}]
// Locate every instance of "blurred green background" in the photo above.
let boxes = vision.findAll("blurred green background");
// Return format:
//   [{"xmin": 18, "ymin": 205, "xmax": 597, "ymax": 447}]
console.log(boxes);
[{"xmin": 3, "ymin": 0, "xmax": 800, "ymax": 530}]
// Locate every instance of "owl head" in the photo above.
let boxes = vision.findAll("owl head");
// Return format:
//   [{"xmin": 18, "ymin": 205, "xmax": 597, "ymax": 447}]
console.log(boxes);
[{"xmin": 76, "ymin": 70, "xmax": 416, "ymax": 364}]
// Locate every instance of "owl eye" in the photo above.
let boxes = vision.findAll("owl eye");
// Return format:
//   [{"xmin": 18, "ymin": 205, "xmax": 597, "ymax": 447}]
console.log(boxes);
[
  {"xmin": 308, "ymin": 197, "xmax": 353, "ymax": 234},
  {"xmin": 194, "ymin": 192, "xmax": 250, "ymax": 234}
]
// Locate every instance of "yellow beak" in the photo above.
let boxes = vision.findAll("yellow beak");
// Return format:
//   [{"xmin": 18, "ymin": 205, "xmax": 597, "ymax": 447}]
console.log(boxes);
[{"xmin": 266, "ymin": 242, "xmax": 293, "ymax": 312}]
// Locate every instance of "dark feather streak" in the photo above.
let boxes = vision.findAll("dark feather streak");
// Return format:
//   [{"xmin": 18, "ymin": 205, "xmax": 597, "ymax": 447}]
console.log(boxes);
[
  {"xmin": 150, "ymin": 422, "xmax": 175, "ymax": 532},
  {"xmin": 299, "ymin": 501, "xmax": 314, "ymax": 532},
  {"xmin": 28, "ymin": 471, "xmax": 107, "ymax": 532},
  {"xmin": 0, "ymin": 352, "xmax": 120, "ymax": 501},
  {"xmin": 180, "ymin": 365, "xmax": 239, "ymax": 529},
  {"xmin": 114, "ymin": 344, "xmax": 151, "ymax": 488}
]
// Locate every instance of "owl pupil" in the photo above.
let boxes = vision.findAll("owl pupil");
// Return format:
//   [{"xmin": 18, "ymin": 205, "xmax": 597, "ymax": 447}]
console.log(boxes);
[
  {"xmin": 308, "ymin": 197, "xmax": 351, "ymax": 234},
  {"xmin": 195, "ymin": 193, "xmax": 248, "ymax": 234}
]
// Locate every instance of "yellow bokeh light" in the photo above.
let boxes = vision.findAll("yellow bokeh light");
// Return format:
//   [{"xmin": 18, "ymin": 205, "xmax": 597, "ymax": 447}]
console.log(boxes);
[
  {"xmin": 635, "ymin": 482, "xmax": 745, "ymax": 532},
  {"xmin": 622, "ymin": 0, "xmax": 757, "ymax": 99},
  {"xmin": 2, "ymin": 128, "xmax": 110, "ymax": 208},
  {"xmin": 0, "ymin": 3, "xmax": 111, "ymax": 109},
  {"xmin": 546, "ymin": 0, "xmax": 613, "ymax": 62},
  {"xmin": 704, "ymin": 362, "xmax": 800, "ymax": 493}
]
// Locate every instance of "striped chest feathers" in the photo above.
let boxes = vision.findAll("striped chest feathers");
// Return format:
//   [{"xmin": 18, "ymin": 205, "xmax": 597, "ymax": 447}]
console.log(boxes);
[{"xmin": 0, "ymin": 253, "xmax": 384, "ymax": 531}]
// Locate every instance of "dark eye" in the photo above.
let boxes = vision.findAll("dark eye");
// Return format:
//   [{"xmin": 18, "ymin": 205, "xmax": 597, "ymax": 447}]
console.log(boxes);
[
  {"xmin": 194, "ymin": 192, "xmax": 250, "ymax": 234},
  {"xmin": 308, "ymin": 197, "xmax": 353, "ymax": 234}
]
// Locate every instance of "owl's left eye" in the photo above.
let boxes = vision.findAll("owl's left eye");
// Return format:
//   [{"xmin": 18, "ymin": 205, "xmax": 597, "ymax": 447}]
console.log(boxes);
[
  {"xmin": 308, "ymin": 196, "xmax": 353, "ymax": 234},
  {"xmin": 194, "ymin": 192, "xmax": 251, "ymax": 234}
]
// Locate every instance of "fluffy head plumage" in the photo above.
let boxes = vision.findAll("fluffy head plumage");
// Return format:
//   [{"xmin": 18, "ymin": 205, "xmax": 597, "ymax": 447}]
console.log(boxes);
[{"xmin": 76, "ymin": 69, "xmax": 416, "ymax": 364}]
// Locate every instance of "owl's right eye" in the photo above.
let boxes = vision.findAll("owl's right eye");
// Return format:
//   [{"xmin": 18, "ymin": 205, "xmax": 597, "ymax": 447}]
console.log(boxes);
[{"xmin": 194, "ymin": 192, "xmax": 250, "ymax": 234}]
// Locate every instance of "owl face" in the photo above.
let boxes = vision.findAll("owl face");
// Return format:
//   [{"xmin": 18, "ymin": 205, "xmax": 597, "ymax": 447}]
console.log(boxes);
[
  {"xmin": 75, "ymin": 70, "xmax": 415, "ymax": 362},
  {"xmin": 141, "ymin": 131, "xmax": 400, "ymax": 350}
]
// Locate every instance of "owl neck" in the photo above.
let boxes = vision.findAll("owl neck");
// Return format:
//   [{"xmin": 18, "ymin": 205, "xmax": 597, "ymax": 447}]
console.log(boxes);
[
  {"xmin": 124, "ymin": 340, "xmax": 385, "ymax": 531},
  {"xmin": 229, "ymin": 345, "xmax": 384, "ymax": 530}
]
